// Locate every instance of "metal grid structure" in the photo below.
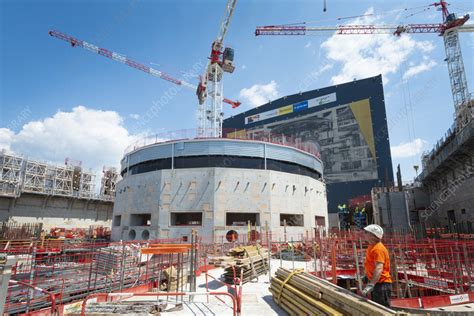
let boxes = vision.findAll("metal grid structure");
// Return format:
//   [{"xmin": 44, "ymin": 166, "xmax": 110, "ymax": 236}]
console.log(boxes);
[
  {"xmin": 0, "ymin": 152, "xmax": 113, "ymax": 200},
  {"xmin": 22, "ymin": 159, "xmax": 48, "ymax": 194},
  {"xmin": 0, "ymin": 153, "xmax": 23, "ymax": 197},
  {"xmin": 52, "ymin": 165, "xmax": 74, "ymax": 196},
  {"xmin": 2, "ymin": 238, "xmax": 192, "ymax": 314}
]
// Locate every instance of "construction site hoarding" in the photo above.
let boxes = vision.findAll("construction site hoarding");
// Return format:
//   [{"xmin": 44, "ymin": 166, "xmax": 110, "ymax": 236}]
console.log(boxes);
[{"xmin": 223, "ymin": 75, "xmax": 394, "ymax": 214}]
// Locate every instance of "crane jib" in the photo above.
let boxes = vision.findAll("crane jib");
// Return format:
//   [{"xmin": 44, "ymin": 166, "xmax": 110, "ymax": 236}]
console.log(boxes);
[{"xmin": 49, "ymin": 28, "xmax": 240, "ymax": 131}]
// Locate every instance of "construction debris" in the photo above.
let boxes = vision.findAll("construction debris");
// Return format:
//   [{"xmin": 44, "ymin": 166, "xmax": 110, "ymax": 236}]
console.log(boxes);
[
  {"xmin": 270, "ymin": 267, "xmax": 409, "ymax": 316},
  {"xmin": 83, "ymin": 301, "xmax": 165, "ymax": 315}
]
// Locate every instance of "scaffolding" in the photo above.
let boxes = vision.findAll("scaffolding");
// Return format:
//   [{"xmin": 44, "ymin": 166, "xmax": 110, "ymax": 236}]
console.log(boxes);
[
  {"xmin": 22, "ymin": 159, "xmax": 48, "ymax": 194},
  {"xmin": 0, "ymin": 153, "xmax": 23, "ymax": 197},
  {"xmin": 53, "ymin": 165, "xmax": 74, "ymax": 196},
  {"xmin": 0, "ymin": 152, "xmax": 105, "ymax": 200}
]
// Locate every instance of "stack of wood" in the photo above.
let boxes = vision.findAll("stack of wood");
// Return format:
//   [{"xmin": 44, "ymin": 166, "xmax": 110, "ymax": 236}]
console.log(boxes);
[
  {"xmin": 160, "ymin": 266, "xmax": 188, "ymax": 291},
  {"xmin": 270, "ymin": 268, "xmax": 409, "ymax": 316},
  {"xmin": 222, "ymin": 245, "xmax": 269, "ymax": 284},
  {"xmin": 208, "ymin": 255, "xmax": 237, "ymax": 267}
]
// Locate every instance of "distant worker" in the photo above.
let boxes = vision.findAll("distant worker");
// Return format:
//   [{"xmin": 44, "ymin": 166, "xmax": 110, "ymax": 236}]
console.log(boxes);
[{"xmin": 362, "ymin": 224, "xmax": 392, "ymax": 307}]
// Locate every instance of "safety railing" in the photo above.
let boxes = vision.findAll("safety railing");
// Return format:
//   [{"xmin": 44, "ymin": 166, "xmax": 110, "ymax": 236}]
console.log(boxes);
[{"xmin": 123, "ymin": 128, "xmax": 321, "ymax": 158}]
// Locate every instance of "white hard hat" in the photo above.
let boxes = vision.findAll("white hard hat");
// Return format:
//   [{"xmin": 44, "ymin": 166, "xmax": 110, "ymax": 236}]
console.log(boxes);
[{"xmin": 364, "ymin": 224, "xmax": 383, "ymax": 239}]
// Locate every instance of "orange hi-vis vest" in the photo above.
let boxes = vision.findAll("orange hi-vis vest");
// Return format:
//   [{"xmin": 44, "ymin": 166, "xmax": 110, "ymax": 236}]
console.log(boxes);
[{"xmin": 364, "ymin": 241, "xmax": 392, "ymax": 283}]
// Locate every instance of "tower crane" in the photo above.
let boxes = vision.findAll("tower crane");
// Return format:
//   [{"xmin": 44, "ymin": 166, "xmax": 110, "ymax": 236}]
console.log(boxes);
[
  {"xmin": 196, "ymin": 0, "xmax": 238, "ymax": 137},
  {"xmin": 255, "ymin": 1, "xmax": 474, "ymax": 131},
  {"xmin": 49, "ymin": 1, "xmax": 240, "ymax": 138}
]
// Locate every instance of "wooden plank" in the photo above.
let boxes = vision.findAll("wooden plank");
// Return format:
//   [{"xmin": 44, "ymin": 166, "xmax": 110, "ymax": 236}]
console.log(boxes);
[
  {"xmin": 274, "ymin": 268, "xmax": 409, "ymax": 316},
  {"xmin": 269, "ymin": 282, "xmax": 342, "ymax": 315}
]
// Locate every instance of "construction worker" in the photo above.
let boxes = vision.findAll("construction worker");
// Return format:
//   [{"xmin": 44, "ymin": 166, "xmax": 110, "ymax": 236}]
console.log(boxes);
[{"xmin": 362, "ymin": 224, "xmax": 392, "ymax": 307}]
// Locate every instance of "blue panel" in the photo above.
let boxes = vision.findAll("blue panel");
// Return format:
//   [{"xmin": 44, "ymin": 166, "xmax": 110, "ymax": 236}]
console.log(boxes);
[{"xmin": 293, "ymin": 101, "xmax": 308, "ymax": 112}]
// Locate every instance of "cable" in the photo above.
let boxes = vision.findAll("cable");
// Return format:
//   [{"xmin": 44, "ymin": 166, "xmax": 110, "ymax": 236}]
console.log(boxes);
[
  {"xmin": 404, "ymin": 7, "xmax": 433, "ymax": 20},
  {"xmin": 399, "ymin": 62, "xmax": 419, "ymax": 175},
  {"xmin": 262, "ymin": 4, "xmax": 436, "ymax": 29}
]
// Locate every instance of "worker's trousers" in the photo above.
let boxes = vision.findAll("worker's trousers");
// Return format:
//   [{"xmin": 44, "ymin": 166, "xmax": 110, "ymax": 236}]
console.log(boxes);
[{"xmin": 371, "ymin": 282, "xmax": 391, "ymax": 307}]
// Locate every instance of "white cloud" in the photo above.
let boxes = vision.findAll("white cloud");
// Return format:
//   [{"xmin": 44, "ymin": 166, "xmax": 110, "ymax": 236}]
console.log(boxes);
[
  {"xmin": 239, "ymin": 80, "xmax": 279, "ymax": 107},
  {"xmin": 403, "ymin": 60, "xmax": 437, "ymax": 80},
  {"xmin": 0, "ymin": 128, "xmax": 14, "ymax": 152},
  {"xmin": 320, "ymin": 7, "xmax": 436, "ymax": 85},
  {"xmin": 311, "ymin": 63, "xmax": 333, "ymax": 77},
  {"xmin": 129, "ymin": 113, "xmax": 141, "ymax": 120},
  {"xmin": 391, "ymin": 138, "xmax": 427, "ymax": 158},
  {"xmin": 1, "ymin": 106, "xmax": 141, "ymax": 172},
  {"xmin": 417, "ymin": 41, "xmax": 435, "ymax": 53},
  {"xmin": 305, "ymin": 41, "xmax": 312, "ymax": 48}
]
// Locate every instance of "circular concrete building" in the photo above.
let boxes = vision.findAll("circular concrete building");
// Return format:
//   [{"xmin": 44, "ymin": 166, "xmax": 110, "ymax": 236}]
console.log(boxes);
[{"xmin": 111, "ymin": 138, "xmax": 327, "ymax": 242}]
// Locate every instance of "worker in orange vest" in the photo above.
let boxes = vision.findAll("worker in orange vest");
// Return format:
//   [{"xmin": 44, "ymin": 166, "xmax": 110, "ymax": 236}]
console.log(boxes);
[{"xmin": 362, "ymin": 224, "xmax": 392, "ymax": 307}]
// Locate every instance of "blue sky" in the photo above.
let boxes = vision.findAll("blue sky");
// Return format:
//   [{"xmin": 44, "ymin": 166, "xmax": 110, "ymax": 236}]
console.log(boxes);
[{"xmin": 1, "ymin": 0, "xmax": 473, "ymax": 182}]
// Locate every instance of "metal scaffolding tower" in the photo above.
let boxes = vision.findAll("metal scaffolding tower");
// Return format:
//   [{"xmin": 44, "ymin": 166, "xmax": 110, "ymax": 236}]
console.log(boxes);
[
  {"xmin": 53, "ymin": 165, "xmax": 74, "ymax": 196},
  {"xmin": 0, "ymin": 153, "xmax": 23, "ymax": 197},
  {"xmin": 22, "ymin": 160, "xmax": 48, "ymax": 194},
  {"xmin": 0, "ymin": 152, "xmax": 109, "ymax": 200}
]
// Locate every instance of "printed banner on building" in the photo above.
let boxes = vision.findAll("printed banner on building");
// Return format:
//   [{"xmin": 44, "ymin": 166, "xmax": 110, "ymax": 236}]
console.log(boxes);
[{"xmin": 245, "ymin": 92, "xmax": 336, "ymax": 125}]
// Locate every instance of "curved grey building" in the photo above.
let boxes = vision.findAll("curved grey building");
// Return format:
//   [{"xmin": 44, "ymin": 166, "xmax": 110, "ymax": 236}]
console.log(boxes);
[{"xmin": 111, "ymin": 138, "xmax": 327, "ymax": 242}]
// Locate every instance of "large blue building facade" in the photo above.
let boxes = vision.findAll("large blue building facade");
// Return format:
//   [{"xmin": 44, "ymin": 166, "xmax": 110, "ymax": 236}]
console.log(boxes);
[{"xmin": 223, "ymin": 75, "xmax": 394, "ymax": 215}]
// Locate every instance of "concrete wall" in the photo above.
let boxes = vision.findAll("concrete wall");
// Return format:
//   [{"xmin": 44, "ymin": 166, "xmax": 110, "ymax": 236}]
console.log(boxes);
[
  {"xmin": 422, "ymin": 176, "xmax": 474, "ymax": 231},
  {"xmin": 373, "ymin": 191, "xmax": 410, "ymax": 231},
  {"xmin": 419, "ymin": 120, "xmax": 474, "ymax": 232},
  {"xmin": 112, "ymin": 167, "xmax": 328, "ymax": 242},
  {"xmin": 0, "ymin": 193, "xmax": 113, "ymax": 230}
]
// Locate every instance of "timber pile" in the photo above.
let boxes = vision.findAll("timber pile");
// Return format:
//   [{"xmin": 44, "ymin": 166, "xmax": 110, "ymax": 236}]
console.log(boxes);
[
  {"xmin": 208, "ymin": 255, "xmax": 237, "ymax": 267},
  {"xmin": 160, "ymin": 266, "xmax": 188, "ymax": 291},
  {"xmin": 270, "ymin": 268, "xmax": 410, "ymax": 316},
  {"xmin": 222, "ymin": 245, "xmax": 269, "ymax": 284}
]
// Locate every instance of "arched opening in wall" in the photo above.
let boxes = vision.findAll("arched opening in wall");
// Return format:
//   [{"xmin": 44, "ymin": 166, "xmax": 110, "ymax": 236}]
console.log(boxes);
[
  {"xmin": 226, "ymin": 230, "xmax": 238, "ymax": 242},
  {"xmin": 250, "ymin": 230, "xmax": 260, "ymax": 242},
  {"xmin": 141, "ymin": 230, "xmax": 150, "ymax": 240},
  {"xmin": 129, "ymin": 229, "xmax": 136, "ymax": 240}
]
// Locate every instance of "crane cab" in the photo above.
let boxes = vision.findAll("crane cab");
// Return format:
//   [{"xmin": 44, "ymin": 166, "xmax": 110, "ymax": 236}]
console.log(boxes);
[{"xmin": 222, "ymin": 47, "xmax": 235, "ymax": 73}]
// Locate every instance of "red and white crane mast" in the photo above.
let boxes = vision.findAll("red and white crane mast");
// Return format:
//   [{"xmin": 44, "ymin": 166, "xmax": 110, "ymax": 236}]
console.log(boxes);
[{"xmin": 197, "ymin": 0, "xmax": 238, "ymax": 137}]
